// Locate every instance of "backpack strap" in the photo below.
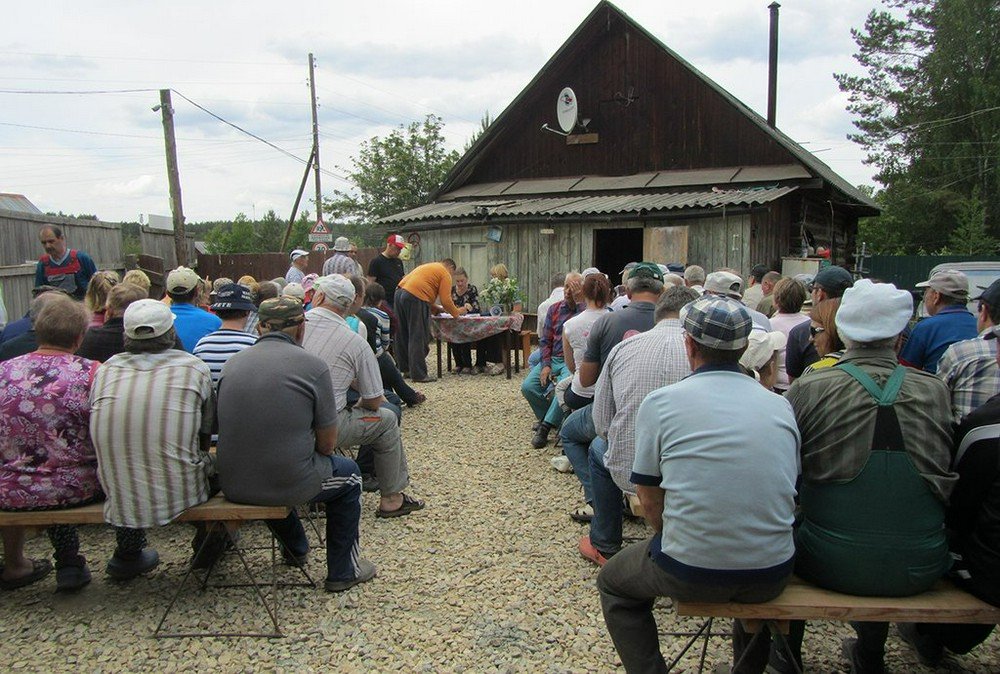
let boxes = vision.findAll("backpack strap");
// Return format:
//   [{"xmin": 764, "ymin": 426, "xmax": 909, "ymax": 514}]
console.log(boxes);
[{"xmin": 837, "ymin": 362, "xmax": 906, "ymax": 407}]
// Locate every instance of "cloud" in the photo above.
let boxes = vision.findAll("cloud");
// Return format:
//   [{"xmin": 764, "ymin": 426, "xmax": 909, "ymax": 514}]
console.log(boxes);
[{"xmin": 93, "ymin": 174, "xmax": 158, "ymax": 198}]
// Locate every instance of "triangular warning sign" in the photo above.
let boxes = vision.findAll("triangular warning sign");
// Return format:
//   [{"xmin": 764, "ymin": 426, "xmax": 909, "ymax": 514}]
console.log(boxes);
[{"xmin": 311, "ymin": 219, "xmax": 330, "ymax": 235}]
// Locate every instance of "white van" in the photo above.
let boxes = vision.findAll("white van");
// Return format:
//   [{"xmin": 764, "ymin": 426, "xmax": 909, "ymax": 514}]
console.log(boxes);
[{"xmin": 917, "ymin": 262, "xmax": 1000, "ymax": 316}]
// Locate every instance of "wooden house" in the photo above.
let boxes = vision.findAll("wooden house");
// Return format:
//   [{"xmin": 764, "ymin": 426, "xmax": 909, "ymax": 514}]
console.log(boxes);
[{"xmin": 378, "ymin": 1, "xmax": 877, "ymax": 307}]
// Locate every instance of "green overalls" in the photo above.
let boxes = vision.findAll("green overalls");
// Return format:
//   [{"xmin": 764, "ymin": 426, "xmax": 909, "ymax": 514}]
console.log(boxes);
[{"xmin": 794, "ymin": 363, "xmax": 951, "ymax": 597}]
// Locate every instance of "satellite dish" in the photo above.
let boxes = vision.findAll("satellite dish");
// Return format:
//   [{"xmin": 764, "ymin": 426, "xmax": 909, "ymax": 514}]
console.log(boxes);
[{"xmin": 556, "ymin": 87, "xmax": 578, "ymax": 134}]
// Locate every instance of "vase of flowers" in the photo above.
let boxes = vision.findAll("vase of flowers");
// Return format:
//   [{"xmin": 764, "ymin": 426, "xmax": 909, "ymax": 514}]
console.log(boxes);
[{"xmin": 480, "ymin": 277, "xmax": 522, "ymax": 314}]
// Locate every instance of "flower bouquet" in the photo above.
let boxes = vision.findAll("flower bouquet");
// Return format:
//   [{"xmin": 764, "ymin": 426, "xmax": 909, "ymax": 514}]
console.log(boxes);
[{"xmin": 479, "ymin": 277, "xmax": 523, "ymax": 314}]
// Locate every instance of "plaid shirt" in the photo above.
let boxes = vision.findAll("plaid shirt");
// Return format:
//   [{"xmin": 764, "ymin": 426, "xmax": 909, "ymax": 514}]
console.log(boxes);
[
  {"xmin": 592, "ymin": 319, "xmax": 690, "ymax": 493},
  {"xmin": 937, "ymin": 332, "xmax": 1000, "ymax": 425},
  {"xmin": 540, "ymin": 299, "xmax": 582, "ymax": 366}
]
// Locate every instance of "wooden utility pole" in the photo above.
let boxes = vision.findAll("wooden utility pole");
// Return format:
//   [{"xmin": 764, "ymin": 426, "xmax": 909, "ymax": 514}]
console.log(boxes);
[
  {"xmin": 308, "ymin": 53, "xmax": 323, "ymax": 229},
  {"xmin": 158, "ymin": 89, "xmax": 188, "ymax": 267}
]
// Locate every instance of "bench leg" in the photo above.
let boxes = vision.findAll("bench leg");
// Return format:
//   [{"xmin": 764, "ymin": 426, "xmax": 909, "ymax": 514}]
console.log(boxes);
[
  {"xmin": 727, "ymin": 620, "xmax": 802, "ymax": 674},
  {"xmin": 154, "ymin": 522, "xmax": 286, "ymax": 638},
  {"xmin": 664, "ymin": 617, "xmax": 715, "ymax": 672}
]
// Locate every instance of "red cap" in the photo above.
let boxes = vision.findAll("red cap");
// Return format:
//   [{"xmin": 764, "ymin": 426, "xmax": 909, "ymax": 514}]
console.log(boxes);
[{"xmin": 387, "ymin": 234, "xmax": 406, "ymax": 249}]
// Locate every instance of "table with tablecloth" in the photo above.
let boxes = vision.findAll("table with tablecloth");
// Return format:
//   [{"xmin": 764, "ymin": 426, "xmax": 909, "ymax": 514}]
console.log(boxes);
[{"xmin": 430, "ymin": 314, "xmax": 524, "ymax": 379}]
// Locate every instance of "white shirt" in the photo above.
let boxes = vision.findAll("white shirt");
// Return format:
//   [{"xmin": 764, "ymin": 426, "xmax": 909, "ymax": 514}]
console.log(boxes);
[
  {"xmin": 536, "ymin": 288, "xmax": 564, "ymax": 337},
  {"xmin": 563, "ymin": 307, "xmax": 610, "ymax": 398}
]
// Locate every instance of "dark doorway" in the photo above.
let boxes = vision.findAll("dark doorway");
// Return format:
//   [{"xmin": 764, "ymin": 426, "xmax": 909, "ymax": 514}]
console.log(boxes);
[{"xmin": 593, "ymin": 228, "xmax": 644, "ymax": 286}]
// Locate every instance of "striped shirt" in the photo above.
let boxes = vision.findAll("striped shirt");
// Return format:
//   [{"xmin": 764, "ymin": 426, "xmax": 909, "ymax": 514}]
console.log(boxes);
[
  {"xmin": 303, "ymin": 306, "xmax": 383, "ymax": 412},
  {"xmin": 938, "ymin": 332, "xmax": 1000, "ymax": 424},
  {"xmin": 89, "ymin": 349, "xmax": 215, "ymax": 528},
  {"xmin": 592, "ymin": 319, "xmax": 691, "ymax": 493},
  {"xmin": 193, "ymin": 328, "xmax": 259, "ymax": 385},
  {"xmin": 322, "ymin": 253, "xmax": 357, "ymax": 277}
]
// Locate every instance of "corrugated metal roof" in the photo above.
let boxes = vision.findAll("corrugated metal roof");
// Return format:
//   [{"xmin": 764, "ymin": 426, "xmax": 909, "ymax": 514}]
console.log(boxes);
[
  {"xmin": 0, "ymin": 193, "xmax": 42, "ymax": 214},
  {"xmin": 379, "ymin": 186, "xmax": 796, "ymax": 225}
]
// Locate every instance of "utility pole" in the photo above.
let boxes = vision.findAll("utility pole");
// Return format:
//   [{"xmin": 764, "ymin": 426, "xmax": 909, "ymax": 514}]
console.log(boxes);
[
  {"xmin": 158, "ymin": 89, "xmax": 188, "ymax": 267},
  {"xmin": 308, "ymin": 53, "xmax": 323, "ymax": 231}
]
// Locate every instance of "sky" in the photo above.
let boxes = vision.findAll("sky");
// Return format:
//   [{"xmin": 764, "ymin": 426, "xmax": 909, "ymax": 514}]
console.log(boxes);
[{"xmin": 1, "ymin": 0, "xmax": 881, "ymax": 224}]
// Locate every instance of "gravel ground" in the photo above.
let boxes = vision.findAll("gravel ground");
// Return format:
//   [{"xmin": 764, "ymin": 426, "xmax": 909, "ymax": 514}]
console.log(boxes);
[{"xmin": 2, "ymin": 359, "xmax": 999, "ymax": 672}]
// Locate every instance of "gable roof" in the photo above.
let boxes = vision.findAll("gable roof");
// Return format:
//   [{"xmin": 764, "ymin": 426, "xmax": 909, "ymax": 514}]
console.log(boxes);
[{"xmin": 433, "ymin": 1, "xmax": 876, "ymax": 213}]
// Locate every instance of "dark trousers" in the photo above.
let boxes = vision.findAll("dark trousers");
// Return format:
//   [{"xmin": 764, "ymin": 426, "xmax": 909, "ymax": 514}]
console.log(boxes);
[
  {"xmin": 477, "ymin": 335, "xmax": 502, "ymax": 363},
  {"xmin": 452, "ymin": 342, "xmax": 484, "ymax": 369},
  {"xmin": 377, "ymin": 351, "xmax": 419, "ymax": 403},
  {"xmin": 394, "ymin": 288, "xmax": 431, "ymax": 381},
  {"xmin": 265, "ymin": 455, "xmax": 362, "ymax": 582},
  {"xmin": 598, "ymin": 538, "xmax": 790, "ymax": 674},
  {"xmin": 913, "ymin": 621, "xmax": 995, "ymax": 654}
]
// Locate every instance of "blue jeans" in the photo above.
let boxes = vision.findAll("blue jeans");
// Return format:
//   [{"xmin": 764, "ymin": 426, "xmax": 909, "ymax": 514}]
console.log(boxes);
[
  {"xmin": 589, "ymin": 441, "xmax": 623, "ymax": 555},
  {"xmin": 559, "ymin": 405, "xmax": 601, "ymax": 504},
  {"xmin": 521, "ymin": 358, "xmax": 569, "ymax": 427},
  {"xmin": 266, "ymin": 455, "xmax": 363, "ymax": 583},
  {"xmin": 528, "ymin": 349, "xmax": 541, "ymax": 367}
]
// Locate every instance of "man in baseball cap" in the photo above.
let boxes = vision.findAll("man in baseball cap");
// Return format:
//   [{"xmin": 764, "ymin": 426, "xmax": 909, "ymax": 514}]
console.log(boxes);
[
  {"xmin": 598, "ymin": 293, "xmax": 799, "ymax": 672},
  {"xmin": 368, "ymin": 235, "xmax": 407, "ymax": 308},
  {"xmin": 900, "ymin": 269, "xmax": 978, "ymax": 373},
  {"xmin": 192, "ymin": 284, "xmax": 259, "ymax": 385},
  {"xmin": 285, "ymin": 249, "xmax": 310, "ymax": 284},
  {"xmin": 165, "ymin": 266, "xmax": 221, "ymax": 353},
  {"xmin": 937, "ymin": 277, "xmax": 1000, "ymax": 423}
]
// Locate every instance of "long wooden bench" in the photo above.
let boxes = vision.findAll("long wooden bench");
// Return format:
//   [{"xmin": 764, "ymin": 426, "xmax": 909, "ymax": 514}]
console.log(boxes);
[
  {"xmin": 0, "ymin": 495, "xmax": 297, "ymax": 638},
  {"xmin": 669, "ymin": 576, "xmax": 1000, "ymax": 673}
]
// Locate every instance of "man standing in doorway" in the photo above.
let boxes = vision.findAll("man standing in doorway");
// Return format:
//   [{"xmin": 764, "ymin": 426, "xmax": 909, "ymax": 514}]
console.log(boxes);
[
  {"xmin": 35, "ymin": 225, "xmax": 97, "ymax": 300},
  {"xmin": 368, "ymin": 235, "xmax": 407, "ymax": 308}
]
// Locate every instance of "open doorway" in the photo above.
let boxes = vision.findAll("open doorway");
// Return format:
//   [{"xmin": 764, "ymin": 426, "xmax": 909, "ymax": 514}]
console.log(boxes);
[{"xmin": 593, "ymin": 228, "xmax": 644, "ymax": 286}]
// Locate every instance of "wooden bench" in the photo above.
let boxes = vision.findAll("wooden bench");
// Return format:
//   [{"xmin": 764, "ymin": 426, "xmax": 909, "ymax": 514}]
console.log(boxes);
[
  {"xmin": 0, "ymin": 495, "xmax": 297, "ymax": 638},
  {"xmin": 669, "ymin": 576, "xmax": 1000, "ymax": 673}
]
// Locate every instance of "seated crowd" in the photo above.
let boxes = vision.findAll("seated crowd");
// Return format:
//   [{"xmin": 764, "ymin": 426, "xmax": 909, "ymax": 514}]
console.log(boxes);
[
  {"xmin": 523, "ymin": 260, "xmax": 998, "ymax": 673},
  {"xmin": 2, "ymin": 225, "xmax": 1000, "ymax": 673},
  {"xmin": 0, "ymin": 229, "xmax": 428, "ymax": 596}
]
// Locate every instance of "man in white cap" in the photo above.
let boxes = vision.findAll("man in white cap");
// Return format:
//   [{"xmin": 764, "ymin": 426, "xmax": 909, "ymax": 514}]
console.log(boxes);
[
  {"xmin": 303, "ymin": 274, "xmax": 424, "ymax": 517},
  {"xmin": 597, "ymin": 295, "xmax": 799, "ymax": 674},
  {"xmin": 900, "ymin": 269, "xmax": 978, "ymax": 373},
  {"xmin": 285, "ymin": 249, "xmax": 310, "ymax": 284},
  {"xmin": 166, "ymin": 266, "xmax": 221, "ymax": 352},
  {"xmin": 90, "ymin": 299, "xmax": 220, "ymax": 580},
  {"xmin": 322, "ymin": 236, "xmax": 357, "ymax": 277},
  {"xmin": 703, "ymin": 270, "xmax": 772, "ymax": 332},
  {"xmin": 776, "ymin": 279, "xmax": 957, "ymax": 674}
]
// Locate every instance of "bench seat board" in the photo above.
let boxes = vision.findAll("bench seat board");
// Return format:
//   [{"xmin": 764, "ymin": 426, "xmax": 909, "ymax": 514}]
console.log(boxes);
[
  {"xmin": 676, "ymin": 577, "xmax": 1000, "ymax": 625},
  {"xmin": 0, "ymin": 495, "xmax": 288, "ymax": 526}
]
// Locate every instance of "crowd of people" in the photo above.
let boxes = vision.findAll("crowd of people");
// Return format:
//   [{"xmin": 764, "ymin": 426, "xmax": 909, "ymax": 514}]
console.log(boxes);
[
  {"xmin": 2, "ymin": 224, "xmax": 999, "ymax": 673},
  {"xmin": 523, "ymin": 260, "xmax": 998, "ymax": 673}
]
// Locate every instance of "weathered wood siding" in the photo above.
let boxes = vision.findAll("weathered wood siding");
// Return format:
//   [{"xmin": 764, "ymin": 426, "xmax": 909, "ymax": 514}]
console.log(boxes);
[
  {"xmin": 0, "ymin": 265, "xmax": 37, "ymax": 322},
  {"xmin": 197, "ymin": 249, "xmax": 378, "ymax": 285},
  {"xmin": 0, "ymin": 209, "xmax": 122, "ymax": 268},
  {"xmin": 138, "ymin": 227, "xmax": 196, "ymax": 269}
]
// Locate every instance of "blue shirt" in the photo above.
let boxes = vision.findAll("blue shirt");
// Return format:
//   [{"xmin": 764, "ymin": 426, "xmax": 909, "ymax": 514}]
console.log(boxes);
[
  {"xmin": 170, "ymin": 303, "xmax": 222, "ymax": 353},
  {"xmin": 899, "ymin": 306, "xmax": 978, "ymax": 374}
]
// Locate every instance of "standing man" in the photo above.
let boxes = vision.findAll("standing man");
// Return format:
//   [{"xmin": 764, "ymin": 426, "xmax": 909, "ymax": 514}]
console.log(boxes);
[
  {"xmin": 368, "ymin": 235, "xmax": 407, "ymax": 308},
  {"xmin": 323, "ymin": 236, "xmax": 357, "ymax": 277},
  {"xmin": 597, "ymin": 296, "xmax": 799, "ymax": 673},
  {"xmin": 937, "ymin": 278, "xmax": 1000, "ymax": 423},
  {"xmin": 742, "ymin": 263, "xmax": 770, "ymax": 311},
  {"xmin": 304, "ymin": 275, "xmax": 424, "ymax": 517},
  {"xmin": 755, "ymin": 271, "xmax": 783, "ymax": 316},
  {"xmin": 216, "ymin": 296, "xmax": 376, "ymax": 592},
  {"xmin": 901, "ymin": 269, "xmax": 978, "ymax": 373},
  {"xmin": 394, "ymin": 261, "xmax": 469, "ymax": 383},
  {"xmin": 35, "ymin": 225, "xmax": 97, "ymax": 300},
  {"xmin": 285, "ymin": 249, "xmax": 310, "ymax": 284}
]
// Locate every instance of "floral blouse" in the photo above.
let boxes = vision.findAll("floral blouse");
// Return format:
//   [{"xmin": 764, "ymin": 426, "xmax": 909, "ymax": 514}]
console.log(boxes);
[
  {"xmin": 0, "ymin": 352, "xmax": 103, "ymax": 510},
  {"xmin": 452, "ymin": 284, "xmax": 481, "ymax": 315}
]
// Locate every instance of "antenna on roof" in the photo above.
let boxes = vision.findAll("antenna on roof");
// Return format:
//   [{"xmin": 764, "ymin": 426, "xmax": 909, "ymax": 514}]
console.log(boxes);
[{"xmin": 541, "ymin": 87, "xmax": 583, "ymax": 137}]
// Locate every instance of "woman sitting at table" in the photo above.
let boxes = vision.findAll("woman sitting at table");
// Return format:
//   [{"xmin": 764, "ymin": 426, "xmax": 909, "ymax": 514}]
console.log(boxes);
[
  {"xmin": 450, "ymin": 267, "xmax": 483, "ymax": 374},
  {"xmin": 561, "ymin": 271, "xmax": 612, "ymax": 409},
  {"xmin": 473, "ymin": 264, "xmax": 512, "ymax": 376},
  {"xmin": 0, "ymin": 295, "xmax": 103, "ymax": 592}
]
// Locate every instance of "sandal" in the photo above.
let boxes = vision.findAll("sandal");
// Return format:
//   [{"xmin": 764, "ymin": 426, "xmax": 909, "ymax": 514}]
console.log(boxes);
[
  {"xmin": 570, "ymin": 503, "xmax": 594, "ymax": 523},
  {"xmin": 0, "ymin": 558, "xmax": 52, "ymax": 591},
  {"xmin": 376, "ymin": 493, "xmax": 425, "ymax": 518}
]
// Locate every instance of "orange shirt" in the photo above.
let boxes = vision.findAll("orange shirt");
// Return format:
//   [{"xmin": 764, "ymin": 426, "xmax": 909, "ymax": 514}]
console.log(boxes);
[{"xmin": 397, "ymin": 262, "xmax": 460, "ymax": 317}]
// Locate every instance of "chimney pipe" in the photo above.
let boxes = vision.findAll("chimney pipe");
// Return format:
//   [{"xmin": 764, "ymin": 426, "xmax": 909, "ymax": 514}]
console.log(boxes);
[{"xmin": 767, "ymin": 2, "xmax": 780, "ymax": 128}]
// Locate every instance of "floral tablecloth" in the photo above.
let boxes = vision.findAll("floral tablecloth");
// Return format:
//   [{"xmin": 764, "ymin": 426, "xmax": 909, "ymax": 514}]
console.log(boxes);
[{"xmin": 430, "ymin": 314, "xmax": 524, "ymax": 344}]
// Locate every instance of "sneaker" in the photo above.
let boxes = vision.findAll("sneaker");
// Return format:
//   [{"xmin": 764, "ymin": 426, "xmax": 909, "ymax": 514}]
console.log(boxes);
[
  {"xmin": 281, "ymin": 550, "xmax": 308, "ymax": 568},
  {"xmin": 578, "ymin": 535, "xmax": 609, "ymax": 567},
  {"xmin": 531, "ymin": 423, "xmax": 552, "ymax": 449},
  {"xmin": 484, "ymin": 363, "xmax": 505, "ymax": 376},
  {"xmin": 324, "ymin": 558, "xmax": 377, "ymax": 592},
  {"xmin": 106, "ymin": 548, "xmax": 160, "ymax": 581},
  {"xmin": 550, "ymin": 456, "xmax": 573, "ymax": 473},
  {"xmin": 473, "ymin": 366, "xmax": 486, "ymax": 375},
  {"xmin": 896, "ymin": 622, "xmax": 944, "ymax": 667},
  {"xmin": 55, "ymin": 564, "xmax": 92, "ymax": 593},
  {"xmin": 570, "ymin": 503, "xmax": 594, "ymax": 523}
]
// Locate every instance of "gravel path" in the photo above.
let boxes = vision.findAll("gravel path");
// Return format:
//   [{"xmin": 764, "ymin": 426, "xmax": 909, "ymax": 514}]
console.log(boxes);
[{"xmin": 1, "ymin": 361, "xmax": 999, "ymax": 672}]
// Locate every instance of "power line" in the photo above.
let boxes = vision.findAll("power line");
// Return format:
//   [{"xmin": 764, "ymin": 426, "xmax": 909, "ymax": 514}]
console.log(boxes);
[{"xmin": 0, "ymin": 88, "xmax": 159, "ymax": 95}]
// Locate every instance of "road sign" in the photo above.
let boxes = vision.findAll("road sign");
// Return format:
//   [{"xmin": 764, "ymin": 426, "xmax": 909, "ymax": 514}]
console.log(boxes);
[
  {"xmin": 312, "ymin": 242, "xmax": 328, "ymax": 253},
  {"xmin": 309, "ymin": 218, "xmax": 332, "ymax": 242}
]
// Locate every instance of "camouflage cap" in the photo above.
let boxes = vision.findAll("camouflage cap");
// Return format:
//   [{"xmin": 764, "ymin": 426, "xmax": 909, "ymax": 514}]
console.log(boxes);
[{"xmin": 257, "ymin": 296, "xmax": 305, "ymax": 329}]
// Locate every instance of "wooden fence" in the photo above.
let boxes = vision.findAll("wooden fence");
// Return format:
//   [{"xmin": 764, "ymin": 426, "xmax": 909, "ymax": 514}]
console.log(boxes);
[{"xmin": 197, "ymin": 249, "xmax": 378, "ymax": 283}]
